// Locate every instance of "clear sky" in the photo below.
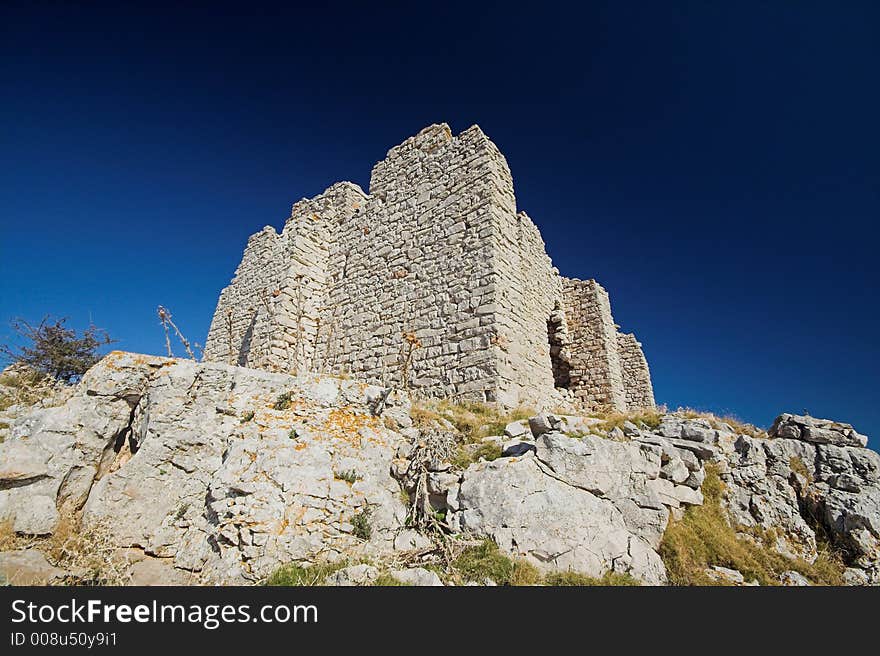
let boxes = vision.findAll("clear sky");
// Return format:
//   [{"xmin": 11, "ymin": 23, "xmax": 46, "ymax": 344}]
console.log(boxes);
[{"xmin": 1, "ymin": 2, "xmax": 877, "ymax": 441}]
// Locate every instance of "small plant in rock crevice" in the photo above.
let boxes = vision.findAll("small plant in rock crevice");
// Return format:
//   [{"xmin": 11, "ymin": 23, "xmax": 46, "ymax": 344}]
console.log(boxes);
[
  {"xmin": 351, "ymin": 508, "xmax": 372, "ymax": 541},
  {"xmin": 273, "ymin": 391, "xmax": 294, "ymax": 410},
  {"xmin": 335, "ymin": 469, "xmax": 362, "ymax": 484}
]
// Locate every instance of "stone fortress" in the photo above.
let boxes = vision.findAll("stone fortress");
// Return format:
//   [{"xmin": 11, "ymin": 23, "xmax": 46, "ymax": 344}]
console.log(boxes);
[{"xmin": 204, "ymin": 123, "xmax": 655, "ymax": 411}]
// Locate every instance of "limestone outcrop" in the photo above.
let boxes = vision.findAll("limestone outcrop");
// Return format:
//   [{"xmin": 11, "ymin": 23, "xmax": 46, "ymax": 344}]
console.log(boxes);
[
  {"xmin": 1, "ymin": 352, "xmax": 412, "ymax": 583},
  {"xmin": 0, "ymin": 352, "xmax": 877, "ymax": 585}
]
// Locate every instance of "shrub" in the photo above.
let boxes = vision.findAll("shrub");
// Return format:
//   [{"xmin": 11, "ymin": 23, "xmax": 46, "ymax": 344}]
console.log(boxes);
[
  {"xmin": 658, "ymin": 465, "xmax": 844, "ymax": 585},
  {"xmin": 351, "ymin": 508, "xmax": 372, "ymax": 541},
  {"xmin": 0, "ymin": 316, "xmax": 114, "ymax": 383},
  {"xmin": 240, "ymin": 410, "xmax": 255, "ymax": 423}
]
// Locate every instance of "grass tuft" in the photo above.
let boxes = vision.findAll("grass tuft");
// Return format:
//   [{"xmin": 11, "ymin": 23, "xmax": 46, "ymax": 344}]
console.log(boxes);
[
  {"xmin": 335, "ymin": 469, "xmax": 362, "ymax": 484},
  {"xmin": 450, "ymin": 539, "xmax": 541, "ymax": 586},
  {"xmin": 264, "ymin": 561, "xmax": 348, "ymax": 586},
  {"xmin": 351, "ymin": 508, "xmax": 372, "ymax": 541},
  {"xmin": 591, "ymin": 407, "xmax": 662, "ymax": 432},
  {"xmin": 544, "ymin": 571, "xmax": 641, "ymax": 586},
  {"xmin": 451, "ymin": 442, "xmax": 502, "ymax": 469},
  {"xmin": 412, "ymin": 400, "xmax": 533, "ymax": 443},
  {"xmin": 273, "ymin": 391, "xmax": 294, "ymax": 410}
]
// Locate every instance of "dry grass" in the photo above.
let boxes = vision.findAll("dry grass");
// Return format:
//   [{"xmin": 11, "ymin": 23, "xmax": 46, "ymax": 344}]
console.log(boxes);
[
  {"xmin": 673, "ymin": 407, "xmax": 765, "ymax": 438},
  {"xmin": 447, "ymin": 539, "xmax": 639, "ymax": 586},
  {"xmin": 411, "ymin": 399, "xmax": 534, "ymax": 443},
  {"xmin": 592, "ymin": 407, "xmax": 663, "ymax": 432},
  {"xmin": 0, "ymin": 515, "xmax": 132, "ymax": 585},
  {"xmin": 659, "ymin": 465, "xmax": 844, "ymax": 586},
  {"xmin": 264, "ymin": 560, "xmax": 349, "ymax": 586},
  {"xmin": 0, "ymin": 366, "xmax": 56, "ymax": 411},
  {"xmin": 449, "ymin": 539, "xmax": 542, "ymax": 585},
  {"xmin": 789, "ymin": 455, "xmax": 813, "ymax": 483}
]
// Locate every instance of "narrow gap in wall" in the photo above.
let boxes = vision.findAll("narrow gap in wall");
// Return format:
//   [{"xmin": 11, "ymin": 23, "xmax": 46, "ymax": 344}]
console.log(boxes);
[{"xmin": 547, "ymin": 306, "xmax": 571, "ymax": 390}]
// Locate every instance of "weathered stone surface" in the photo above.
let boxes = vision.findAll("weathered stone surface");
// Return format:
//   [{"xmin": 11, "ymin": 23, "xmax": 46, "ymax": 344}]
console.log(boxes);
[
  {"xmin": 4, "ymin": 359, "xmax": 879, "ymax": 587},
  {"xmin": 718, "ymin": 414, "xmax": 880, "ymax": 581},
  {"xmin": 12, "ymin": 495, "xmax": 58, "ymax": 535},
  {"xmin": 3, "ymin": 352, "xmax": 411, "ymax": 584},
  {"xmin": 504, "ymin": 421, "xmax": 529, "ymax": 438},
  {"xmin": 501, "ymin": 439, "xmax": 536, "ymax": 457},
  {"xmin": 456, "ymin": 454, "xmax": 667, "ymax": 584},
  {"xmin": 201, "ymin": 124, "xmax": 654, "ymax": 412},
  {"xmin": 705, "ymin": 566, "xmax": 745, "ymax": 585},
  {"xmin": 0, "ymin": 549, "xmax": 67, "ymax": 585},
  {"xmin": 128, "ymin": 558, "xmax": 191, "ymax": 586},
  {"xmin": 770, "ymin": 414, "xmax": 868, "ymax": 448},
  {"xmin": 388, "ymin": 567, "xmax": 443, "ymax": 586},
  {"xmin": 393, "ymin": 529, "xmax": 433, "ymax": 551},
  {"xmin": 325, "ymin": 564, "xmax": 379, "ymax": 586},
  {"xmin": 528, "ymin": 414, "xmax": 560, "ymax": 438},
  {"xmin": 780, "ymin": 570, "xmax": 811, "ymax": 586},
  {"xmin": 0, "ymin": 441, "xmax": 49, "ymax": 483}
]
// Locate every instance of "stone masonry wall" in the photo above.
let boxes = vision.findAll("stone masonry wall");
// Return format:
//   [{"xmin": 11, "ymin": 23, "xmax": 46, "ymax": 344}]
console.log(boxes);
[
  {"xmin": 203, "ymin": 183, "xmax": 364, "ymax": 373},
  {"xmin": 492, "ymin": 209, "xmax": 563, "ymax": 407},
  {"xmin": 560, "ymin": 277, "xmax": 627, "ymax": 410},
  {"xmin": 617, "ymin": 333, "xmax": 656, "ymax": 409},
  {"xmin": 205, "ymin": 123, "xmax": 655, "ymax": 411},
  {"xmin": 316, "ymin": 124, "xmax": 506, "ymax": 401},
  {"xmin": 203, "ymin": 226, "xmax": 287, "ymax": 369}
]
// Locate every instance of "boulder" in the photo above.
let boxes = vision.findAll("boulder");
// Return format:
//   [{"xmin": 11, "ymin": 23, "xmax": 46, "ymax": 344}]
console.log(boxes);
[
  {"xmin": 393, "ymin": 529, "xmax": 433, "ymax": 551},
  {"xmin": 388, "ymin": 567, "xmax": 443, "ymax": 586},
  {"xmin": 770, "ymin": 414, "xmax": 868, "ymax": 448},
  {"xmin": 0, "ymin": 549, "xmax": 67, "ymax": 585},
  {"xmin": 455, "ymin": 454, "xmax": 667, "ymax": 584},
  {"xmin": 780, "ymin": 570, "xmax": 811, "ymax": 586},
  {"xmin": 503, "ymin": 421, "xmax": 529, "ymax": 439},
  {"xmin": 325, "ymin": 564, "xmax": 379, "ymax": 586},
  {"xmin": 528, "ymin": 414, "xmax": 563, "ymax": 438},
  {"xmin": 2, "ymin": 352, "xmax": 410, "ymax": 584}
]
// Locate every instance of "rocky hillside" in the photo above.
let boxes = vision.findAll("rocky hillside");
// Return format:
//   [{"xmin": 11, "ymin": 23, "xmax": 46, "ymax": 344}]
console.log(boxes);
[{"xmin": 0, "ymin": 352, "xmax": 877, "ymax": 585}]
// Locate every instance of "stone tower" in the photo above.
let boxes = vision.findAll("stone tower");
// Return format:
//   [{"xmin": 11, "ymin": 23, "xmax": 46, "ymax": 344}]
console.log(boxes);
[{"xmin": 204, "ymin": 124, "xmax": 655, "ymax": 411}]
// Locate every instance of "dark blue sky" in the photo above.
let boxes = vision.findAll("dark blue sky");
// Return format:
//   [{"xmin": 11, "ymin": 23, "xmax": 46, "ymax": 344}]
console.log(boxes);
[{"xmin": 1, "ymin": 2, "xmax": 878, "ymax": 440}]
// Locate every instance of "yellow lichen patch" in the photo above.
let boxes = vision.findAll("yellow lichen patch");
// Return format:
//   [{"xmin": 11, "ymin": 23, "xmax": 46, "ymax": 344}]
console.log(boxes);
[{"xmin": 319, "ymin": 408, "xmax": 381, "ymax": 446}]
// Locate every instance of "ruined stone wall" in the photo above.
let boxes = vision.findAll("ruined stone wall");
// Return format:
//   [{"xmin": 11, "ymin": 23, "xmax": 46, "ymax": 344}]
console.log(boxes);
[
  {"xmin": 561, "ymin": 278, "xmax": 627, "ymax": 410},
  {"xmin": 617, "ymin": 333, "xmax": 656, "ymax": 409},
  {"xmin": 315, "ymin": 124, "xmax": 508, "ymax": 401},
  {"xmin": 204, "ymin": 123, "xmax": 655, "ymax": 410},
  {"xmin": 276, "ymin": 183, "xmax": 366, "ymax": 373},
  {"xmin": 203, "ymin": 184, "xmax": 364, "ymax": 372},
  {"xmin": 492, "ymin": 209, "xmax": 562, "ymax": 407},
  {"xmin": 203, "ymin": 226, "xmax": 287, "ymax": 368}
]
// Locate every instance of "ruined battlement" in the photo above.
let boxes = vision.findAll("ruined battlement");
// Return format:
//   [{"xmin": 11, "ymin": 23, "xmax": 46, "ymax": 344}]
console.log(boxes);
[{"xmin": 204, "ymin": 124, "xmax": 654, "ymax": 410}]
